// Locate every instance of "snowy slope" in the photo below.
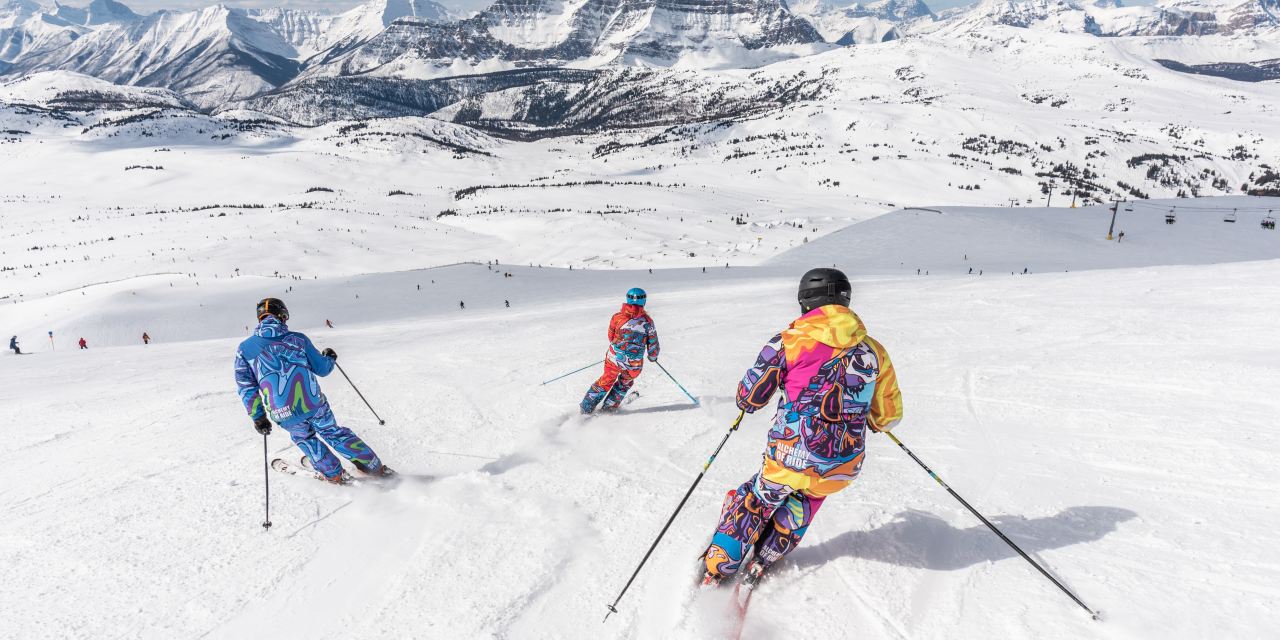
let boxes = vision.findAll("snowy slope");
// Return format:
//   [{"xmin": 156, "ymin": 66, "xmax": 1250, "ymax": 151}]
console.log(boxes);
[
  {"xmin": 1, "ymin": 196, "xmax": 1278, "ymax": 638},
  {"xmin": 0, "ymin": 69, "xmax": 192, "ymax": 109}
]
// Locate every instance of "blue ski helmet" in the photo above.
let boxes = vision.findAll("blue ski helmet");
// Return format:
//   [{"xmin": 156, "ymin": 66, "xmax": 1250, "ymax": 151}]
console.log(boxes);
[{"xmin": 626, "ymin": 288, "xmax": 647, "ymax": 306}]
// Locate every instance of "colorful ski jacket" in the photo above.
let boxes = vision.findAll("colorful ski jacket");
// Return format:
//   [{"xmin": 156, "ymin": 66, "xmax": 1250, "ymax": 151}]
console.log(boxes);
[
  {"xmin": 234, "ymin": 317, "xmax": 334, "ymax": 427},
  {"xmin": 606, "ymin": 304, "xmax": 660, "ymax": 370},
  {"xmin": 737, "ymin": 305, "xmax": 903, "ymax": 473}
]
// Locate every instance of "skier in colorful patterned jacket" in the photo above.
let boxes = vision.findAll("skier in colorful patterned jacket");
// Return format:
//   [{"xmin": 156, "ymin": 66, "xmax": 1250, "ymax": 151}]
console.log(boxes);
[
  {"xmin": 234, "ymin": 298, "xmax": 391, "ymax": 483},
  {"xmin": 580, "ymin": 288, "xmax": 660, "ymax": 413},
  {"xmin": 701, "ymin": 268, "xmax": 903, "ymax": 585}
]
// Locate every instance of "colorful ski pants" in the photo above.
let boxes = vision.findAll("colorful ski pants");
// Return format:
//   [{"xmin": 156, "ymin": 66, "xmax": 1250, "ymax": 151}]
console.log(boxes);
[
  {"xmin": 280, "ymin": 403, "xmax": 382, "ymax": 478},
  {"xmin": 580, "ymin": 361, "xmax": 638, "ymax": 413},
  {"xmin": 704, "ymin": 455, "xmax": 862, "ymax": 577}
]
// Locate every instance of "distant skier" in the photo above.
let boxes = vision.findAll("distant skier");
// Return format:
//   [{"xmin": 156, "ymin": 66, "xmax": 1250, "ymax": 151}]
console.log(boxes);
[
  {"xmin": 78, "ymin": 338, "xmax": 87, "ymax": 350},
  {"xmin": 700, "ymin": 268, "xmax": 903, "ymax": 587},
  {"xmin": 9, "ymin": 336, "xmax": 19, "ymax": 355},
  {"xmin": 234, "ymin": 298, "xmax": 392, "ymax": 484},
  {"xmin": 460, "ymin": 301, "xmax": 465, "ymax": 310},
  {"xmin": 580, "ymin": 288, "xmax": 660, "ymax": 414},
  {"xmin": 326, "ymin": 319, "xmax": 334, "ymax": 328},
  {"xmin": 142, "ymin": 332, "xmax": 151, "ymax": 345}
]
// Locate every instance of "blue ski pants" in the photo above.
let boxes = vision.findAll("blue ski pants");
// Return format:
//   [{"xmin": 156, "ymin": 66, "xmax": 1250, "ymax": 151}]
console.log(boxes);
[{"xmin": 281, "ymin": 403, "xmax": 381, "ymax": 478}]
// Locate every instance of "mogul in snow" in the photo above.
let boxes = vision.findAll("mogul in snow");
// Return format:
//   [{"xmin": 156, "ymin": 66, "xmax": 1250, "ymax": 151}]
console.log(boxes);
[
  {"xmin": 580, "ymin": 288, "xmax": 660, "ymax": 414},
  {"xmin": 701, "ymin": 269, "xmax": 903, "ymax": 587},
  {"xmin": 234, "ymin": 298, "xmax": 392, "ymax": 484}
]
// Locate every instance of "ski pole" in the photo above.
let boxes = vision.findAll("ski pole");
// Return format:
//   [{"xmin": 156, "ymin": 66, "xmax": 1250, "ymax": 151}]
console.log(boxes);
[
  {"xmin": 880, "ymin": 429, "xmax": 1100, "ymax": 620},
  {"xmin": 334, "ymin": 362, "xmax": 386, "ymax": 425},
  {"xmin": 604, "ymin": 409, "xmax": 745, "ymax": 621},
  {"xmin": 539, "ymin": 359, "xmax": 604, "ymax": 386},
  {"xmin": 262, "ymin": 433, "xmax": 272, "ymax": 532},
  {"xmin": 655, "ymin": 360, "xmax": 699, "ymax": 406}
]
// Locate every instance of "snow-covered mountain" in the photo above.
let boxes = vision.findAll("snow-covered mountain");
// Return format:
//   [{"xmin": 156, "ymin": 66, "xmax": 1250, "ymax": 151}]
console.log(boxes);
[
  {"xmin": 4, "ymin": 4, "xmax": 300, "ymax": 109},
  {"xmin": 294, "ymin": 0, "xmax": 828, "ymax": 82},
  {"xmin": 249, "ymin": 0, "xmax": 454, "ymax": 60},
  {"xmin": 789, "ymin": 0, "xmax": 934, "ymax": 44},
  {"xmin": 917, "ymin": 0, "xmax": 1280, "ymax": 37},
  {"xmin": 0, "ymin": 0, "xmax": 458, "ymax": 107},
  {"xmin": 1, "ymin": 0, "xmax": 86, "ymax": 64},
  {"xmin": 3, "ymin": 0, "xmax": 1279, "ymax": 114},
  {"xmin": 48, "ymin": 0, "xmax": 135, "ymax": 26}
]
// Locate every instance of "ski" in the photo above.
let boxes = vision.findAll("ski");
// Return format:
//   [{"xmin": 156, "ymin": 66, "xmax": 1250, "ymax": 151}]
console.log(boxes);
[
  {"xmin": 686, "ymin": 557, "xmax": 766, "ymax": 640},
  {"xmin": 730, "ymin": 560, "xmax": 767, "ymax": 639},
  {"xmin": 297, "ymin": 455, "xmax": 403, "ymax": 486},
  {"xmin": 587, "ymin": 391, "xmax": 642, "ymax": 418},
  {"xmin": 270, "ymin": 457, "xmax": 349, "ymax": 484}
]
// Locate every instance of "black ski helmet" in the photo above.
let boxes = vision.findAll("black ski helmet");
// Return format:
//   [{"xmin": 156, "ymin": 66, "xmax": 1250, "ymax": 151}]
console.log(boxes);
[
  {"xmin": 797, "ymin": 268, "xmax": 851, "ymax": 312},
  {"xmin": 256, "ymin": 297, "xmax": 289, "ymax": 322}
]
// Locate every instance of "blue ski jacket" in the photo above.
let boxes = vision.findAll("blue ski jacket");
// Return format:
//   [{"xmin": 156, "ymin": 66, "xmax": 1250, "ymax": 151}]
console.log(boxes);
[{"xmin": 234, "ymin": 317, "xmax": 333, "ymax": 427}]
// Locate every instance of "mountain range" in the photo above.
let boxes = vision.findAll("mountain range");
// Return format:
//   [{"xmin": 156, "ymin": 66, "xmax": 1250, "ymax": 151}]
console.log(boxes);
[{"xmin": 2, "ymin": 0, "xmax": 1276, "ymax": 111}]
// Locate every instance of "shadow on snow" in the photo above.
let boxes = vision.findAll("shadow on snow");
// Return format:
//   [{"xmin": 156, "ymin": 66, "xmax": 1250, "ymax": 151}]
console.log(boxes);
[{"xmin": 787, "ymin": 506, "xmax": 1137, "ymax": 571}]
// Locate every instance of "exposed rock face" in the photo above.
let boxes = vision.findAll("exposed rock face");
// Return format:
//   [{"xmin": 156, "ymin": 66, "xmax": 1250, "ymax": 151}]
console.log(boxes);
[
  {"xmin": 301, "ymin": 0, "xmax": 825, "ymax": 81},
  {"xmin": 226, "ymin": 63, "xmax": 834, "ymax": 137}
]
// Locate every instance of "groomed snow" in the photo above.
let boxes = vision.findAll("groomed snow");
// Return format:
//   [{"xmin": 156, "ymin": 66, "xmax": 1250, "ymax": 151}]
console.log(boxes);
[{"xmin": 1, "ymin": 194, "xmax": 1278, "ymax": 638}]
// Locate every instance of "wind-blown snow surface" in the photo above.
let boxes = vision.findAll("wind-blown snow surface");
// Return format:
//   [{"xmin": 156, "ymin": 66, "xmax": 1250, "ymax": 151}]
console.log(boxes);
[{"xmin": 1, "ymin": 198, "xmax": 1279, "ymax": 638}]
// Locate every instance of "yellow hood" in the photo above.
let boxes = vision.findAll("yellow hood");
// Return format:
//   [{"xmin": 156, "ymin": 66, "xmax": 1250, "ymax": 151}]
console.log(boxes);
[{"xmin": 783, "ymin": 305, "xmax": 866, "ymax": 353}]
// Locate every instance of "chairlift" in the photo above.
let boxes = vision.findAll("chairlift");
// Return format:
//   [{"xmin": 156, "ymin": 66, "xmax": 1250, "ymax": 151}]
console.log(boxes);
[
  {"xmin": 1165, "ymin": 208, "xmax": 1176, "ymax": 225},
  {"xmin": 1263, "ymin": 211, "xmax": 1276, "ymax": 230},
  {"xmin": 1224, "ymin": 209, "xmax": 1237, "ymax": 223}
]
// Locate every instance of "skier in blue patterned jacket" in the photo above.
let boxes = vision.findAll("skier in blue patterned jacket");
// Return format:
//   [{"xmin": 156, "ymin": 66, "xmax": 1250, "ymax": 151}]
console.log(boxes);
[{"xmin": 235, "ymin": 298, "xmax": 390, "ymax": 483}]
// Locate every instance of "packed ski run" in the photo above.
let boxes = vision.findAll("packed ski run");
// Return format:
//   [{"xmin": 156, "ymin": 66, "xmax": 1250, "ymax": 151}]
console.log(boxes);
[{"xmin": 3, "ymin": 187, "xmax": 1280, "ymax": 638}]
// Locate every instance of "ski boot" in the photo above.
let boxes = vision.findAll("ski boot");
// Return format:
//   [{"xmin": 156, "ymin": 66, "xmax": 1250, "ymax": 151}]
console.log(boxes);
[
  {"xmin": 699, "ymin": 571, "xmax": 724, "ymax": 590},
  {"xmin": 740, "ymin": 557, "xmax": 767, "ymax": 591},
  {"xmin": 353, "ymin": 459, "xmax": 396, "ymax": 477},
  {"xmin": 299, "ymin": 455, "xmax": 360, "ymax": 483}
]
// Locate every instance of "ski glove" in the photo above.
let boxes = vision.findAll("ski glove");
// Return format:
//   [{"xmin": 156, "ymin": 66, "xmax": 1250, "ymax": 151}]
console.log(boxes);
[
  {"xmin": 322, "ymin": 348, "xmax": 337, "ymax": 360},
  {"xmin": 254, "ymin": 416, "xmax": 272, "ymax": 436}
]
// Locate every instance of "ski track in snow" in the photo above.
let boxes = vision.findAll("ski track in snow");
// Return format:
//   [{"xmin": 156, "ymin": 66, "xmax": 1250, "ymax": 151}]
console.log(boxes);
[{"xmin": 1, "ymin": 195, "xmax": 1280, "ymax": 638}]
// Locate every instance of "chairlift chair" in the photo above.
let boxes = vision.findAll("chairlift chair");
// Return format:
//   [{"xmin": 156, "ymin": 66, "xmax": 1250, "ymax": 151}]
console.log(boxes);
[
  {"xmin": 1165, "ymin": 209, "xmax": 1176, "ymax": 225},
  {"xmin": 1224, "ymin": 209, "xmax": 1237, "ymax": 223},
  {"xmin": 1264, "ymin": 211, "xmax": 1276, "ymax": 230}
]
